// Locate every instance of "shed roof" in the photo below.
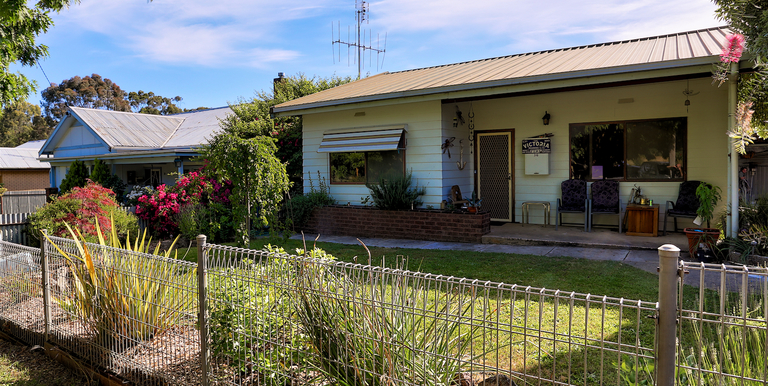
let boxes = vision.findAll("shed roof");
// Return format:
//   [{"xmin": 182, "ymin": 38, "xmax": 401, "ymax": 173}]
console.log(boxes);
[
  {"xmin": 274, "ymin": 26, "xmax": 731, "ymax": 113},
  {"xmin": 0, "ymin": 147, "xmax": 50, "ymax": 169}
]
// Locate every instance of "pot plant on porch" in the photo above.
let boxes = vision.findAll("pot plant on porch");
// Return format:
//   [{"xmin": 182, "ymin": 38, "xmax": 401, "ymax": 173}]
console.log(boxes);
[{"xmin": 684, "ymin": 182, "xmax": 722, "ymax": 258}]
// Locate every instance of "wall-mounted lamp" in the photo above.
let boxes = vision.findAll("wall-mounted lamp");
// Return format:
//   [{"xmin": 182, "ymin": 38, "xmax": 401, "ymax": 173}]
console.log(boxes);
[
  {"xmin": 542, "ymin": 111, "xmax": 551, "ymax": 126},
  {"xmin": 174, "ymin": 158, "xmax": 182, "ymax": 168}
]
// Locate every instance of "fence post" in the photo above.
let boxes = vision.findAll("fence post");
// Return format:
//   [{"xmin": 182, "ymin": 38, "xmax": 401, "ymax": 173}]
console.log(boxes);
[
  {"xmin": 657, "ymin": 244, "xmax": 680, "ymax": 386},
  {"xmin": 197, "ymin": 234, "xmax": 209, "ymax": 386},
  {"xmin": 40, "ymin": 230, "xmax": 51, "ymax": 342}
]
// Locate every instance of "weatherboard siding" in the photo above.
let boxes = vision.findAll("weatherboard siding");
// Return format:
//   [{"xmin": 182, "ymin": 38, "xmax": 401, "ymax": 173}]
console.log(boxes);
[{"xmin": 303, "ymin": 101, "xmax": 442, "ymax": 206}]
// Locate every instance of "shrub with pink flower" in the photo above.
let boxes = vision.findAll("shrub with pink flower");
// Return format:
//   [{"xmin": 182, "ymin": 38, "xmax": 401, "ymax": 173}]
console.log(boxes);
[
  {"xmin": 136, "ymin": 170, "xmax": 233, "ymax": 238},
  {"xmin": 713, "ymin": 34, "xmax": 746, "ymax": 85}
]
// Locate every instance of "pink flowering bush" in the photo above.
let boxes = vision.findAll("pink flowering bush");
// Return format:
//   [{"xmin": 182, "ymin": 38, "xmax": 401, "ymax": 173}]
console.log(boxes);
[
  {"xmin": 714, "ymin": 34, "xmax": 746, "ymax": 85},
  {"xmin": 136, "ymin": 170, "xmax": 233, "ymax": 238}
]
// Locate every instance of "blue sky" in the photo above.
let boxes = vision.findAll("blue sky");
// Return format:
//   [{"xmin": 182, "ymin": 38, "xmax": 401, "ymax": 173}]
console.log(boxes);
[{"xmin": 15, "ymin": 0, "xmax": 723, "ymax": 110}]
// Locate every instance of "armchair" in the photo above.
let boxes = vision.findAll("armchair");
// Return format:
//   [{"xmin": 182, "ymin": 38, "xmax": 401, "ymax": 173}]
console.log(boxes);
[
  {"xmin": 663, "ymin": 180, "xmax": 704, "ymax": 235},
  {"xmin": 556, "ymin": 179, "xmax": 589, "ymax": 231},
  {"xmin": 589, "ymin": 180, "xmax": 622, "ymax": 233}
]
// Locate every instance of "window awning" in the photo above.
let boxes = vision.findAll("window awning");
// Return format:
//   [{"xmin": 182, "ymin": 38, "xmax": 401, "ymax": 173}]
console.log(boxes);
[{"xmin": 317, "ymin": 127, "xmax": 406, "ymax": 153}]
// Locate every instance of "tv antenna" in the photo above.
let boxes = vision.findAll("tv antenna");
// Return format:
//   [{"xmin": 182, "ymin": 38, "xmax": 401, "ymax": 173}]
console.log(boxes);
[{"xmin": 332, "ymin": 0, "xmax": 387, "ymax": 79}]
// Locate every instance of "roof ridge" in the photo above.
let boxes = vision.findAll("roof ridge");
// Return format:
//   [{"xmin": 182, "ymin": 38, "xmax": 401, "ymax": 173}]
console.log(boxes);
[
  {"xmin": 160, "ymin": 118, "xmax": 186, "ymax": 148},
  {"xmin": 389, "ymin": 25, "xmax": 729, "ymax": 75},
  {"xmin": 68, "ymin": 106, "xmax": 184, "ymax": 120}
]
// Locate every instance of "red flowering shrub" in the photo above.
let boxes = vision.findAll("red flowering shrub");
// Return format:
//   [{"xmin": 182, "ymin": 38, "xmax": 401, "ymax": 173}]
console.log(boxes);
[
  {"xmin": 28, "ymin": 181, "xmax": 138, "ymax": 245},
  {"xmin": 136, "ymin": 171, "xmax": 233, "ymax": 238}
]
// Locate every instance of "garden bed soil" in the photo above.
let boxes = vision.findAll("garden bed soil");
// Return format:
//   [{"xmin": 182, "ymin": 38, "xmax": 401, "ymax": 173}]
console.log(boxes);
[{"xmin": 301, "ymin": 205, "xmax": 491, "ymax": 243}]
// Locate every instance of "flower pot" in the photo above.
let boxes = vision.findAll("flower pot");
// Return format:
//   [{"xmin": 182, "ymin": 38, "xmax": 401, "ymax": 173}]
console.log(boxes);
[
  {"xmin": 467, "ymin": 207, "xmax": 478, "ymax": 213},
  {"xmin": 683, "ymin": 228, "xmax": 720, "ymax": 257}
]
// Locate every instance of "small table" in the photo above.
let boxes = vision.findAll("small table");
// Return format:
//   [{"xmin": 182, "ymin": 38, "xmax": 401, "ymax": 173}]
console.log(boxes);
[
  {"xmin": 624, "ymin": 204, "xmax": 659, "ymax": 237},
  {"xmin": 522, "ymin": 201, "xmax": 551, "ymax": 226}
]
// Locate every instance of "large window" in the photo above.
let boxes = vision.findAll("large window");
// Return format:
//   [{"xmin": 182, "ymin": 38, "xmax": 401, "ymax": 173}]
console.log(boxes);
[
  {"xmin": 570, "ymin": 117, "xmax": 686, "ymax": 181},
  {"xmin": 330, "ymin": 150, "xmax": 405, "ymax": 184}
]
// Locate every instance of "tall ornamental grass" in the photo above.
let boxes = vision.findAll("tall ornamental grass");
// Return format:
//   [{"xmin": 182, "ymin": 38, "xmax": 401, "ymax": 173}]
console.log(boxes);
[
  {"xmin": 296, "ymin": 259, "xmax": 487, "ymax": 386},
  {"xmin": 46, "ymin": 218, "xmax": 195, "ymax": 350}
]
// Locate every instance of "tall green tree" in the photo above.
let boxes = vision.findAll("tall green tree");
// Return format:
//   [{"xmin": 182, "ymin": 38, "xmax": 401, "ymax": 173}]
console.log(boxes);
[
  {"xmin": 41, "ymin": 74, "xmax": 131, "ymax": 120},
  {"xmin": 0, "ymin": 0, "xmax": 78, "ymax": 106},
  {"xmin": 200, "ymin": 134, "xmax": 289, "ymax": 248},
  {"xmin": 90, "ymin": 158, "xmax": 110, "ymax": 185},
  {"xmin": 59, "ymin": 159, "xmax": 89, "ymax": 194},
  {"xmin": 223, "ymin": 73, "xmax": 353, "ymax": 190},
  {"xmin": 0, "ymin": 100, "xmax": 54, "ymax": 146},
  {"xmin": 127, "ymin": 90, "xmax": 186, "ymax": 115},
  {"xmin": 41, "ymin": 74, "xmax": 204, "ymax": 120}
]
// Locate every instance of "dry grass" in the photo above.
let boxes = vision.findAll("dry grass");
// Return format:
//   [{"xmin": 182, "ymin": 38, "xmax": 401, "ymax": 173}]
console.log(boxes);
[{"xmin": 0, "ymin": 337, "xmax": 92, "ymax": 385}]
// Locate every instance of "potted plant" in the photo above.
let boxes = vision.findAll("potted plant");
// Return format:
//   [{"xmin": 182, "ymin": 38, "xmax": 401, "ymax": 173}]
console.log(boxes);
[
  {"xmin": 683, "ymin": 182, "xmax": 722, "ymax": 259},
  {"xmin": 466, "ymin": 191, "xmax": 482, "ymax": 213}
]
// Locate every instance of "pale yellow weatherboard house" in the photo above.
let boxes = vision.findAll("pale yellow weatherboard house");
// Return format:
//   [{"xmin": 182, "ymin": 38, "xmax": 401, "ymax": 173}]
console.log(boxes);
[{"xmin": 273, "ymin": 26, "xmax": 751, "ymax": 238}]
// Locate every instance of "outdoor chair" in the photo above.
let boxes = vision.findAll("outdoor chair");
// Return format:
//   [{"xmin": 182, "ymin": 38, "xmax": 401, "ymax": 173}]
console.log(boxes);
[
  {"xmin": 449, "ymin": 185, "xmax": 469, "ymax": 207},
  {"xmin": 588, "ymin": 180, "xmax": 622, "ymax": 233},
  {"xmin": 663, "ymin": 180, "xmax": 704, "ymax": 235},
  {"xmin": 556, "ymin": 179, "xmax": 589, "ymax": 231}
]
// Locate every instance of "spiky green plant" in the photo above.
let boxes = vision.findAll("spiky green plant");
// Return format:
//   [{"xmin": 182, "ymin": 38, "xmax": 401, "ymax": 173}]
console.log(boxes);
[
  {"xmin": 365, "ymin": 171, "xmax": 426, "ymax": 210},
  {"xmin": 296, "ymin": 260, "xmax": 489, "ymax": 386},
  {"xmin": 45, "ymin": 217, "xmax": 195, "ymax": 350}
]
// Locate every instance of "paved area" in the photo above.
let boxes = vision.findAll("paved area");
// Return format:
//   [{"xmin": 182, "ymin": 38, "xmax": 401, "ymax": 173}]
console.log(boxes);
[{"xmin": 292, "ymin": 223, "xmax": 687, "ymax": 274}]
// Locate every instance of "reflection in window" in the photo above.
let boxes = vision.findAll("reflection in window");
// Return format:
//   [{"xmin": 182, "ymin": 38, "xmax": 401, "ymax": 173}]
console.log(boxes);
[
  {"xmin": 330, "ymin": 151, "xmax": 404, "ymax": 184},
  {"xmin": 569, "ymin": 118, "xmax": 686, "ymax": 181}
]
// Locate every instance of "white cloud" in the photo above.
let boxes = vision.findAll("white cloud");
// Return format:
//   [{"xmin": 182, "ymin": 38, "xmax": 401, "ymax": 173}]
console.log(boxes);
[
  {"xmin": 49, "ymin": 0, "xmax": 722, "ymax": 70},
  {"xmin": 371, "ymin": 0, "xmax": 721, "ymax": 53},
  {"xmin": 52, "ymin": 0, "xmax": 333, "ymax": 67}
]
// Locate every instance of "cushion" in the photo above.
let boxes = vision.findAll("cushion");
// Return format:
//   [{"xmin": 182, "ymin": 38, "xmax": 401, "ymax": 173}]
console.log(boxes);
[
  {"xmin": 560, "ymin": 180, "xmax": 587, "ymax": 211},
  {"xmin": 591, "ymin": 180, "xmax": 619, "ymax": 212}
]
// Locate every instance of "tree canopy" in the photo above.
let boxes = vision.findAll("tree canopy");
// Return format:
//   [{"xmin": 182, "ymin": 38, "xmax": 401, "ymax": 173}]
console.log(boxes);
[
  {"xmin": 59, "ymin": 159, "xmax": 89, "ymax": 194},
  {"xmin": 0, "ymin": 0, "xmax": 77, "ymax": 107},
  {"xmin": 40, "ymin": 74, "xmax": 204, "ymax": 120},
  {"xmin": 222, "ymin": 73, "xmax": 353, "ymax": 190},
  {"xmin": 714, "ymin": 0, "xmax": 768, "ymax": 151},
  {"xmin": 41, "ymin": 74, "xmax": 131, "ymax": 120},
  {"xmin": 0, "ymin": 100, "xmax": 54, "ymax": 147},
  {"xmin": 200, "ymin": 134, "xmax": 289, "ymax": 247}
]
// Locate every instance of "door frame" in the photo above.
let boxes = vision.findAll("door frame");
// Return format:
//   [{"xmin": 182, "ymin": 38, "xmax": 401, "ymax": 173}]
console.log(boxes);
[{"xmin": 474, "ymin": 129, "xmax": 515, "ymax": 222}]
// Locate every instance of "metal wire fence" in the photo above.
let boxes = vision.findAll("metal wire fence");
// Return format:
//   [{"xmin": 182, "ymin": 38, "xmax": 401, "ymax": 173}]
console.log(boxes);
[
  {"xmin": 2, "ymin": 234, "xmax": 766, "ymax": 386},
  {"xmin": 677, "ymin": 261, "xmax": 768, "ymax": 386},
  {"xmin": 43, "ymin": 235, "xmax": 201, "ymax": 385},
  {"xmin": 200, "ymin": 242, "xmax": 658, "ymax": 386},
  {"xmin": 0, "ymin": 239, "xmax": 44, "ymax": 346}
]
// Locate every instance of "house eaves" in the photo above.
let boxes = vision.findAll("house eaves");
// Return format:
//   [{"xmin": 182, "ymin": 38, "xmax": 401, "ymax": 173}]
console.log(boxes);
[
  {"xmin": 272, "ymin": 26, "xmax": 731, "ymax": 116},
  {"xmin": 40, "ymin": 149, "xmax": 200, "ymax": 163}
]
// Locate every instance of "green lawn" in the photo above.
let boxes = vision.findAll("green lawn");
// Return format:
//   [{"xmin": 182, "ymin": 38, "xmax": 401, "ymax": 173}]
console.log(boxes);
[{"xmin": 178, "ymin": 236, "xmax": 660, "ymax": 301}]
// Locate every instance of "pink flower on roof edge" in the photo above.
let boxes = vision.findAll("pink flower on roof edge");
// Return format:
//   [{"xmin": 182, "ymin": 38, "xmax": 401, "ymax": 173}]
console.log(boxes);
[{"xmin": 721, "ymin": 34, "xmax": 745, "ymax": 63}]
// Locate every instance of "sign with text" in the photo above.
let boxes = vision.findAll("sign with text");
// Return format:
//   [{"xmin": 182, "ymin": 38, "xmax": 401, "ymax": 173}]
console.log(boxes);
[{"xmin": 522, "ymin": 138, "xmax": 551, "ymax": 154}]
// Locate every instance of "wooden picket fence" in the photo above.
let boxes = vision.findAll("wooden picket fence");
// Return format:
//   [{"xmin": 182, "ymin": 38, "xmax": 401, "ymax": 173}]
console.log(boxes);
[{"xmin": 0, "ymin": 213, "xmax": 30, "ymax": 245}]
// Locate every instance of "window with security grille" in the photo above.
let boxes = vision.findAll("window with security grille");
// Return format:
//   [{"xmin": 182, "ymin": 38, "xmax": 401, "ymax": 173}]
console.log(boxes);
[{"xmin": 569, "ymin": 117, "xmax": 686, "ymax": 181}]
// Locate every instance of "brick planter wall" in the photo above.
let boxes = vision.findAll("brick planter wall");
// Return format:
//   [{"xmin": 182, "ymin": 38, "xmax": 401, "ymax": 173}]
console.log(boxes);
[{"xmin": 302, "ymin": 206, "xmax": 491, "ymax": 243}]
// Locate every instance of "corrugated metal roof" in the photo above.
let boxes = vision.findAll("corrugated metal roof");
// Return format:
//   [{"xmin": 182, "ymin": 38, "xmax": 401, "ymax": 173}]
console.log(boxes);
[
  {"xmin": 0, "ymin": 148, "xmax": 50, "ymax": 169},
  {"xmin": 15, "ymin": 140, "xmax": 45, "ymax": 149},
  {"xmin": 70, "ymin": 107, "xmax": 184, "ymax": 148},
  {"xmin": 162, "ymin": 107, "xmax": 232, "ymax": 148},
  {"xmin": 274, "ymin": 26, "xmax": 731, "ymax": 113},
  {"xmin": 68, "ymin": 106, "xmax": 232, "ymax": 150}
]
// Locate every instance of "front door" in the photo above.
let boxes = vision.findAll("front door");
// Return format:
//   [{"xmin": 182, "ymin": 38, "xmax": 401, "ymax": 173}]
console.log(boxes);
[{"xmin": 476, "ymin": 131, "xmax": 514, "ymax": 222}]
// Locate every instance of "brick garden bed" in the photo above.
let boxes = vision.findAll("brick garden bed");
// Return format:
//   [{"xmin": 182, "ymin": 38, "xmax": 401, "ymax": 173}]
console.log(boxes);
[{"xmin": 301, "ymin": 205, "xmax": 491, "ymax": 243}]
